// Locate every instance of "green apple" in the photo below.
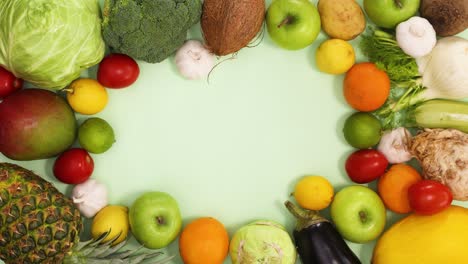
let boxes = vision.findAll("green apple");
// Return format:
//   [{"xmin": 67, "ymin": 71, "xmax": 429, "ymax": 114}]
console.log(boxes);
[
  {"xmin": 330, "ymin": 185, "xmax": 386, "ymax": 243},
  {"xmin": 266, "ymin": 0, "xmax": 321, "ymax": 50},
  {"xmin": 129, "ymin": 191, "xmax": 182, "ymax": 249},
  {"xmin": 364, "ymin": 0, "xmax": 420, "ymax": 29}
]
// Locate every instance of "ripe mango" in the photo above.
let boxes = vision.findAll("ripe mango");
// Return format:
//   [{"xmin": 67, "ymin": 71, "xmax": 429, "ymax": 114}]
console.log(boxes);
[
  {"xmin": 0, "ymin": 89, "xmax": 76, "ymax": 160},
  {"xmin": 373, "ymin": 205, "xmax": 468, "ymax": 264}
]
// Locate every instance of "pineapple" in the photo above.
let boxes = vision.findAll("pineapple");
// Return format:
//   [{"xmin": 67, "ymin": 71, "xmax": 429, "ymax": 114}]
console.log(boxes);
[{"xmin": 0, "ymin": 163, "xmax": 173, "ymax": 264}]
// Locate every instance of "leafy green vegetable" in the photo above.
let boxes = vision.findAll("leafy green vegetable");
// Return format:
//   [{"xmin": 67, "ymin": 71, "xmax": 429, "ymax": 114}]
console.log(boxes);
[
  {"xmin": 360, "ymin": 29, "xmax": 421, "ymax": 87},
  {"xmin": 102, "ymin": 0, "xmax": 202, "ymax": 63},
  {"xmin": 376, "ymin": 86, "xmax": 426, "ymax": 129},
  {"xmin": 0, "ymin": 0, "xmax": 105, "ymax": 89},
  {"xmin": 360, "ymin": 28, "xmax": 427, "ymax": 130}
]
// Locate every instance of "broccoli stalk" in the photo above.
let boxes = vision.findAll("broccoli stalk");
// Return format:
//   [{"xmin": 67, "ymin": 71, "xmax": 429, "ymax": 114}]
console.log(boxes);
[{"xmin": 102, "ymin": 0, "xmax": 202, "ymax": 63}]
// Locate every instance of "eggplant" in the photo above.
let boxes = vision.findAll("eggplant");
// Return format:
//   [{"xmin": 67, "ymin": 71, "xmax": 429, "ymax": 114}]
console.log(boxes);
[{"xmin": 285, "ymin": 201, "xmax": 361, "ymax": 264}]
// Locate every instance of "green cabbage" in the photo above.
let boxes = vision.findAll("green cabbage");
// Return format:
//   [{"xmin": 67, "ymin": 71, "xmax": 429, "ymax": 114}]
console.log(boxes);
[
  {"xmin": 0, "ymin": 0, "xmax": 105, "ymax": 89},
  {"xmin": 229, "ymin": 220, "xmax": 297, "ymax": 264}
]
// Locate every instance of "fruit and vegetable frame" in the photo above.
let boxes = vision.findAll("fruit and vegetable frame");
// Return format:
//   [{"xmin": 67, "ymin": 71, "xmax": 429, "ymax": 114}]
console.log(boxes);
[{"xmin": 0, "ymin": 0, "xmax": 467, "ymax": 263}]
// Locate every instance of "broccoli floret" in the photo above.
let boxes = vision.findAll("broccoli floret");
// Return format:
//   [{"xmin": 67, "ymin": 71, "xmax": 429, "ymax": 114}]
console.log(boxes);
[{"xmin": 102, "ymin": 0, "xmax": 202, "ymax": 63}]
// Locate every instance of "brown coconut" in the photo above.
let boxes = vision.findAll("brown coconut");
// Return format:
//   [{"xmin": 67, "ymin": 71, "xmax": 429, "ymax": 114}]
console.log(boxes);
[
  {"xmin": 201, "ymin": 0, "xmax": 266, "ymax": 56},
  {"xmin": 420, "ymin": 0, "xmax": 468, "ymax": 36}
]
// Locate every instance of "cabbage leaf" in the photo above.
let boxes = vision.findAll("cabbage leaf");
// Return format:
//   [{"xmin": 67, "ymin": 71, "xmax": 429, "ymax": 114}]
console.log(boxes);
[{"xmin": 0, "ymin": 0, "xmax": 105, "ymax": 89}]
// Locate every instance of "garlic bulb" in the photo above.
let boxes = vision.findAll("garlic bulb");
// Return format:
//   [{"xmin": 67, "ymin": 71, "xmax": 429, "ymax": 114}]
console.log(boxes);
[
  {"xmin": 175, "ymin": 40, "xmax": 215, "ymax": 80},
  {"xmin": 72, "ymin": 179, "xmax": 108, "ymax": 218},
  {"xmin": 396, "ymin": 16, "xmax": 437, "ymax": 58},
  {"xmin": 377, "ymin": 127, "xmax": 413, "ymax": 164}
]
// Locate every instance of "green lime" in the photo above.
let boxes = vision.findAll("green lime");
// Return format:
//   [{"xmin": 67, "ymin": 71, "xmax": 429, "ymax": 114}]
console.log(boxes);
[
  {"xmin": 343, "ymin": 112, "xmax": 382, "ymax": 149},
  {"xmin": 78, "ymin": 117, "xmax": 115, "ymax": 154}
]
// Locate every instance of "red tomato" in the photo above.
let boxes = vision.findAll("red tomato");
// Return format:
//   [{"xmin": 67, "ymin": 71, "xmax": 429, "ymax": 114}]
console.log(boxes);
[
  {"xmin": 0, "ymin": 66, "xmax": 23, "ymax": 98},
  {"xmin": 345, "ymin": 149, "xmax": 388, "ymax": 183},
  {"xmin": 53, "ymin": 148, "xmax": 94, "ymax": 184},
  {"xmin": 97, "ymin": 53, "xmax": 139, "ymax": 88},
  {"xmin": 408, "ymin": 180, "xmax": 453, "ymax": 215}
]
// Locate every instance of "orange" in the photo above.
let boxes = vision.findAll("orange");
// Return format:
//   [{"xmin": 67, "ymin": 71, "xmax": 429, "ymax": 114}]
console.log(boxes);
[
  {"xmin": 377, "ymin": 164, "xmax": 422, "ymax": 214},
  {"xmin": 179, "ymin": 217, "xmax": 229, "ymax": 264},
  {"xmin": 343, "ymin": 62, "xmax": 390, "ymax": 112}
]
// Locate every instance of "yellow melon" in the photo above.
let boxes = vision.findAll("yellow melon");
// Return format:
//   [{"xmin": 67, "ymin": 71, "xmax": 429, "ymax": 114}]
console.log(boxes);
[{"xmin": 373, "ymin": 205, "xmax": 468, "ymax": 264}]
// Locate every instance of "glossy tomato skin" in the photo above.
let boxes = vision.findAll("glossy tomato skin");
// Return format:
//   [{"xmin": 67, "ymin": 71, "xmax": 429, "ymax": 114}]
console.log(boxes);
[
  {"xmin": 408, "ymin": 180, "xmax": 453, "ymax": 215},
  {"xmin": 53, "ymin": 148, "xmax": 94, "ymax": 184},
  {"xmin": 97, "ymin": 53, "xmax": 139, "ymax": 89},
  {"xmin": 345, "ymin": 149, "xmax": 388, "ymax": 183},
  {"xmin": 0, "ymin": 66, "xmax": 23, "ymax": 98}
]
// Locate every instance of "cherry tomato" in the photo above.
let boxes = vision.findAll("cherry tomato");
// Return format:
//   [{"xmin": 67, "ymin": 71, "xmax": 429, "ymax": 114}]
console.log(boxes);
[
  {"xmin": 0, "ymin": 66, "xmax": 23, "ymax": 98},
  {"xmin": 408, "ymin": 180, "xmax": 453, "ymax": 215},
  {"xmin": 97, "ymin": 53, "xmax": 139, "ymax": 89},
  {"xmin": 345, "ymin": 149, "xmax": 388, "ymax": 183},
  {"xmin": 53, "ymin": 148, "xmax": 94, "ymax": 184}
]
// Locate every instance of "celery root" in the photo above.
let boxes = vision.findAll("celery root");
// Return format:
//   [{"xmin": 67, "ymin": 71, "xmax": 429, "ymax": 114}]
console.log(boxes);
[{"xmin": 410, "ymin": 128, "xmax": 468, "ymax": 200}]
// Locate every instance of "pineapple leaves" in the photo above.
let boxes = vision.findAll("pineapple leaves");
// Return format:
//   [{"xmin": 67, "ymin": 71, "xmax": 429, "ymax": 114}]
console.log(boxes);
[{"xmin": 64, "ymin": 231, "xmax": 172, "ymax": 264}]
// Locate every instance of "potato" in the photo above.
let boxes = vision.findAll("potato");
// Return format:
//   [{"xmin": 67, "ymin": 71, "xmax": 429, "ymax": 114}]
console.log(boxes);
[{"xmin": 318, "ymin": 0, "xmax": 366, "ymax": 40}]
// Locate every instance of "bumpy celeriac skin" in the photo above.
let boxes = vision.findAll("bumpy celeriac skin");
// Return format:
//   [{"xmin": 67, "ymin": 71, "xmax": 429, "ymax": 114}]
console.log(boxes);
[
  {"xmin": 102, "ymin": 0, "xmax": 202, "ymax": 63},
  {"xmin": 410, "ymin": 129, "xmax": 468, "ymax": 200}
]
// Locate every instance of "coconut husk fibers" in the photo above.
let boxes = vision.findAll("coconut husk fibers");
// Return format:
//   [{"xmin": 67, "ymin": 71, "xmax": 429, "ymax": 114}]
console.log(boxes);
[
  {"xmin": 201, "ymin": 0, "xmax": 265, "ymax": 56},
  {"xmin": 410, "ymin": 128, "xmax": 468, "ymax": 200}
]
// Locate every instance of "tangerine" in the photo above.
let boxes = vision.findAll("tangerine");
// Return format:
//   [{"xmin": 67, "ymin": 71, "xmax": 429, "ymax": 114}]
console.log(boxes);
[
  {"xmin": 343, "ymin": 62, "xmax": 390, "ymax": 112},
  {"xmin": 378, "ymin": 164, "xmax": 422, "ymax": 214},
  {"xmin": 179, "ymin": 217, "xmax": 229, "ymax": 264}
]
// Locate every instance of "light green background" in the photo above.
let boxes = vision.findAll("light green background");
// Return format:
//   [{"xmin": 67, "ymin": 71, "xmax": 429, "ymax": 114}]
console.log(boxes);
[{"xmin": 1, "ymin": 0, "xmax": 467, "ymax": 263}]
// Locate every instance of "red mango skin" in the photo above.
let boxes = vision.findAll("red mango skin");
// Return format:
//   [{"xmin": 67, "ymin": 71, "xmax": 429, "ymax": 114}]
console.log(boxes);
[{"xmin": 0, "ymin": 89, "xmax": 77, "ymax": 160}]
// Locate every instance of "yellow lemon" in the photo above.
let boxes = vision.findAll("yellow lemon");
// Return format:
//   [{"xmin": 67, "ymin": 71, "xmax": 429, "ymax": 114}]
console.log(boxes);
[
  {"xmin": 293, "ymin": 175, "xmax": 334, "ymax": 210},
  {"xmin": 67, "ymin": 78, "xmax": 108, "ymax": 115},
  {"xmin": 91, "ymin": 205, "xmax": 129, "ymax": 245},
  {"xmin": 315, "ymin": 39, "xmax": 355, "ymax": 74}
]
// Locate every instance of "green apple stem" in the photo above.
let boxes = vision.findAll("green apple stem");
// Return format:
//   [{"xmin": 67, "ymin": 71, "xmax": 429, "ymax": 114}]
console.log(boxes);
[
  {"xmin": 277, "ymin": 16, "xmax": 293, "ymax": 28},
  {"xmin": 156, "ymin": 216, "xmax": 165, "ymax": 225},
  {"xmin": 285, "ymin": 201, "xmax": 327, "ymax": 230},
  {"xmin": 359, "ymin": 211, "xmax": 368, "ymax": 223},
  {"xmin": 394, "ymin": 0, "xmax": 403, "ymax": 9}
]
